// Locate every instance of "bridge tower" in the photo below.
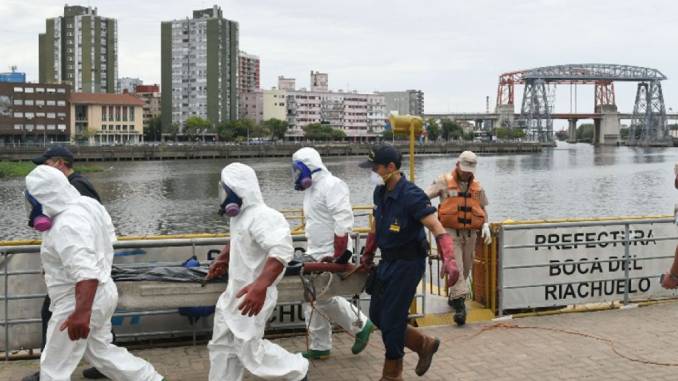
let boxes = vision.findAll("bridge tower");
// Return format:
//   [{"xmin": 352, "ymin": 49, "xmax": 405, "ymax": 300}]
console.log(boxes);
[
  {"xmin": 592, "ymin": 81, "xmax": 621, "ymax": 145},
  {"xmin": 519, "ymin": 79, "xmax": 553, "ymax": 144},
  {"xmin": 628, "ymin": 81, "xmax": 671, "ymax": 146}
]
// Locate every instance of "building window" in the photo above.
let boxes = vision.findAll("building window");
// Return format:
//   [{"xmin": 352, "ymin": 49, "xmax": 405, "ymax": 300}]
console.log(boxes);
[
  {"xmin": 13, "ymin": 112, "xmax": 23, "ymax": 117},
  {"xmin": 36, "ymin": 112, "xmax": 45, "ymax": 117},
  {"xmin": 25, "ymin": 87, "xmax": 34, "ymax": 93},
  {"xmin": 122, "ymin": 107, "xmax": 127, "ymax": 121},
  {"xmin": 36, "ymin": 87, "xmax": 45, "ymax": 93},
  {"xmin": 57, "ymin": 88, "xmax": 66, "ymax": 94},
  {"xmin": 102, "ymin": 106, "xmax": 107, "ymax": 121},
  {"xmin": 13, "ymin": 99, "xmax": 22, "ymax": 106},
  {"xmin": 14, "ymin": 124, "xmax": 22, "ymax": 130},
  {"xmin": 14, "ymin": 87, "xmax": 23, "ymax": 92},
  {"xmin": 57, "ymin": 124, "xmax": 66, "ymax": 131},
  {"xmin": 24, "ymin": 99, "xmax": 34, "ymax": 106},
  {"xmin": 46, "ymin": 88, "xmax": 56, "ymax": 93},
  {"xmin": 129, "ymin": 107, "xmax": 134, "ymax": 121},
  {"xmin": 57, "ymin": 100, "xmax": 66, "ymax": 106}
]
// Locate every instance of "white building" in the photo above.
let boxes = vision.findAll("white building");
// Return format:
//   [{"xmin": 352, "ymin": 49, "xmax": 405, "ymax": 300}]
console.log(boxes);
[{"xmin": 161, "ymin": 6, "xmax": 239, "ymax": 132}]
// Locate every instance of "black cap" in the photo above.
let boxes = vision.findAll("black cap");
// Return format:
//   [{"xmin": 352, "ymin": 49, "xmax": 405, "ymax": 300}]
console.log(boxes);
[
  {"xmin": 359, "ymin": 144, "xmax": 402, "ymax": 169},
  {"xmin": 31, "ymin": 146, "xmax": 75, "ymax": 165}
]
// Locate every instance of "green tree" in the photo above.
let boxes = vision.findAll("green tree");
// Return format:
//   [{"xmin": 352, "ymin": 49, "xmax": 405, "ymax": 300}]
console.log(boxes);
[
  {"xmin": 303, "ymin": 123, "xmax": 346, "ymax": 140},
  {"xmin": 511, "ymin": 128, "xmax": 526, "ymax": 139},
  {"xmin": 495, "ymin": 127, "xmax": 510, "ymax": 140},
  {"xmin": 184, "ymin": 116, "xmax": 212, "ymax": 138},
  {"xmin": 440, "ymin": 119, "xmax": 463, "ymax": 141},
  {"xmin": 382, "ymin": 129, "xmax": 394, "ymax": 140},
  {"xmin": 425, "ymin": 119, "xmax": 440, "ymax": 141},
  {"xmin": 262, "ymin": 118, "xmax": 289, "ymax": 140},
  {"xmin": 144, "ymin": 116, "xmax": 162, "ymax": 142},
  {"xmin": 577, "ymin": 123, "xmax": 594, "ymax": 142}
]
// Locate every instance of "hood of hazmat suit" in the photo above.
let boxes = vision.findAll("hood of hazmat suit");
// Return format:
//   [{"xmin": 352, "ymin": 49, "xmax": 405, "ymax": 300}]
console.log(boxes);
[
  {"xmin": 292, "ymin": 147, "xmax": 354, "ymax": 259},
  {"xmin": 26, "ymin": 165, "xmax": 117, "ymax": 307},
  {"xmin": 219, "ymin": 163, "xmax": 294, "ymax": 340}
]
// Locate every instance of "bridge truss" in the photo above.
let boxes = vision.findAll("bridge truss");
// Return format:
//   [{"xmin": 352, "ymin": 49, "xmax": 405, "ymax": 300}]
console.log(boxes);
[{"xmin": 496, "ymin": 64, "xmax": 669, "ymax": 146}]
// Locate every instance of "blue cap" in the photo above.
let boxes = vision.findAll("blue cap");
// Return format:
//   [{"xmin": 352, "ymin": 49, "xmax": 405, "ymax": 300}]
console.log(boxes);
[{"xmin": 31, "ymin": 146, "xmax": 75, "ymax": 165}]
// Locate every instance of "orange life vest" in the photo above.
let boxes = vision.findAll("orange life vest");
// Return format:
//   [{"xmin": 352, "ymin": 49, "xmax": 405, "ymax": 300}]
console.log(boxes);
[{"xmin": 437, "ymin": 174, "xmax": 486, "ymax": 230}]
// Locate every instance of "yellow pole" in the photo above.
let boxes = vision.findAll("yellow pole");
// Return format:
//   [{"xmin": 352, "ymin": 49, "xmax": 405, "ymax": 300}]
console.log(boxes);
[
  {"xmin": 409, "ymin": 120, "xmax": 415, "ymax": 182},
  {"xmin": 409, "ymin": 120, "xmax": 417, "ymax": 315}
]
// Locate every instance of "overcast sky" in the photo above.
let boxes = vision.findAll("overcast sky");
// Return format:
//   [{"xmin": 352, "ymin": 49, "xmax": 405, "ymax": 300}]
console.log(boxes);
[{"xmin": 2, "ymin": 0, "xmax": 678, "ymax": 125}]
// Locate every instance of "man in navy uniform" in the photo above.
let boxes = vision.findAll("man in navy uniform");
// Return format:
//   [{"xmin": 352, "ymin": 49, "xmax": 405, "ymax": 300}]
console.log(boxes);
[{"xmin": 359, "ymin": 144, "xmax": 459, "ymax": 381}]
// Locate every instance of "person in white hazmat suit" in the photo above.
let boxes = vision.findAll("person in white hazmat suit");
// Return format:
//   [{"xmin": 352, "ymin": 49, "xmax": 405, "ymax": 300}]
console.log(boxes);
[
  {"xmin": 204, "ymin": 162, "xmax": 309, "ymax": 381},
  {"xmin": 291, "ymin": 147, "xmax": 374, "ymax": 360},
  {"xmin": 24, "ymin": 165, "xmax": 163, "ymax": 381}
]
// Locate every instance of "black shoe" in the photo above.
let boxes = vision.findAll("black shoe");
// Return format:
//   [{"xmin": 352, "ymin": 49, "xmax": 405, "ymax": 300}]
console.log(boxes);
[
  {"xmin": 83, "ymin": 367, "xmax": 108, "ymax": 379},
  {"xmin": 450, "ymin": 297, "xmax": 467, "ymax": 326},
  {"xmin": 21, "ymin": 371, "xmax": 40, "ymax": 381}
]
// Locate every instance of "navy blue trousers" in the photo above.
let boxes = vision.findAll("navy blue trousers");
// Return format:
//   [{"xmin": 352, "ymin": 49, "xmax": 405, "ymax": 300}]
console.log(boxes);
[{"xmin": 369, "ymin": 257, "xmax": 426, "ymax": 359}]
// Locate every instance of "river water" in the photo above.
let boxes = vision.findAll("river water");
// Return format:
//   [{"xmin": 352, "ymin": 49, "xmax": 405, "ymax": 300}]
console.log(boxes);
[{"xmin": 2, "ymin": 142, "xmax": 677, "ymax": 241}]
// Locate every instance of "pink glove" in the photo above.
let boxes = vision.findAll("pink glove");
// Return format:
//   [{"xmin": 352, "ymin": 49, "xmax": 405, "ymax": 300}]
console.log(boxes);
[
  {"xmin": 360, "ymin": 232, "xmax": 377, "ymax": 268},
  {"xmin": 436, "ymin": 233, "xmax": 459, "ymax": 284}
]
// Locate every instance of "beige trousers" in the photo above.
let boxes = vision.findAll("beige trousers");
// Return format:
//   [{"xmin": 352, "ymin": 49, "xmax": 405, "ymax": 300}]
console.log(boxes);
[{"xmin": 446, "ymin": 228, "xmax": 477, "ymax": 299}]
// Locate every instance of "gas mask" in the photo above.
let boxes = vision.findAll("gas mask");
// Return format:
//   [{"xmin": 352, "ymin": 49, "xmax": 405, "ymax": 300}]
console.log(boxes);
[
  {"xmin": 292, "ymin": 161, "xmax": 321, "ymax": 191},
  {"xmin": 24, "ymin": 191, "xmax": 52, "ymax": 232},
  {"xmin": 218, "ymin": 181, "xmax": 243, "ymax": 217}
]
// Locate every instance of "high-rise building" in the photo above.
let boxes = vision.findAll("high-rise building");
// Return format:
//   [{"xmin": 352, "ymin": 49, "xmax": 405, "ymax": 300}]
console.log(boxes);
[
  {"xmin": 39, "ymin": 5, "xmax": 117, "ymax": 93},
  {"xmin": 238, "ymin": 51, "xmax": 260, "ymax": 121},
  {"xmin": 117, "ymin": 77, "xmax": 142, "ymax": 94},
  {"xmin": 377, "ymin": 90, "xmax": 424, "ymax": 116},
  {"xmin": 238, "ymin": 51, "xmax": 260, "ymax": 92},
  {"xmin": 161, "ymin": 5, "xmax": 239, "ymax": 132}
]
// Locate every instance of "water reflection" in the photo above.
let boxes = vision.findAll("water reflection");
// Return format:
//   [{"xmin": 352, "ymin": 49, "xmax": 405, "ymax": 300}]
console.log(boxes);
[{"xmin": 2, "ymin": 142, "xmax": 678, "ymax": 240}]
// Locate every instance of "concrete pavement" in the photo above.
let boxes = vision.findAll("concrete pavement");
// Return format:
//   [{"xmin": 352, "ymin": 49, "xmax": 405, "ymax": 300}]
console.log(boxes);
[{"xmin": 4, "ymin": 300, "xmax": 678, "ymax": 380}]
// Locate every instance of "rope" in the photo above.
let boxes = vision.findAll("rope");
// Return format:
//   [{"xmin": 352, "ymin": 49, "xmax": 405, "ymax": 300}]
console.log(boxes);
[{"xmin": 473, "ymin": 323, "xmax": 678, "ymax": 367}]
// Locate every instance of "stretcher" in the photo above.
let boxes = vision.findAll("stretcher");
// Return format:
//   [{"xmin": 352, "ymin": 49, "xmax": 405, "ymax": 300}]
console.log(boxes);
[{"xmin": 115, "ymin": 262, "xmax": 368, "ymax": 310}]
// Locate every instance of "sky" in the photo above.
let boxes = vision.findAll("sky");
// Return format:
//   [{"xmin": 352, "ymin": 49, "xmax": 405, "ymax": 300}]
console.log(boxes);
[{"xmin": 2, "ymin": 0, "xmax": 678, "ymax": 127}]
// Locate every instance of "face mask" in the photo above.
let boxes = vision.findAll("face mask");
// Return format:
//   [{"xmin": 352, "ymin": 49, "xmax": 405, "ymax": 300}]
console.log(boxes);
[
  {"xmin": 370, "ymin": 171, "xmax": 385, "ymax": 186},
  {"xmin": 218, "ymin": 181, "xmax": 243, "ymax": 217},
  {"xmin": 292, "ymin": 161, "xmax": 321, "ymax": 191},
  {"xmin": 24, "ymin": 191, "xmax": 53, "ymax": 232}
]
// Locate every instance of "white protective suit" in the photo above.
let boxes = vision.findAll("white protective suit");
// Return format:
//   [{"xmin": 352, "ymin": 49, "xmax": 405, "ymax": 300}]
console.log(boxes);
[
  {"xmin": 25, "ymin": 165, "xmax": 162, "ymax": 381},
  {"xmin": 208, "ymin": 163, "xmax": 308, "ymax": 381},
  {"xmin": 292, "ymin": 147, "xmax": 369, "ymax": 352}
]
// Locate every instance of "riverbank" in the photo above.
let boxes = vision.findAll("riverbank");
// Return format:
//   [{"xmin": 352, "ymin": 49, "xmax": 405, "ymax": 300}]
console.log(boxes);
[
  {"xmin": 0, "ymin": 161, "xmax": 102, "ymax": 178},
  {"xmin": 0, "ymin": 142, "xmax": 542, "ymax": 162}
]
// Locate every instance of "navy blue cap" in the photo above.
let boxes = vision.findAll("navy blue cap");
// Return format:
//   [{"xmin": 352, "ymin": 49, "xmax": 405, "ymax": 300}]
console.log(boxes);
[
  {"xmin": 359, "ymin": 144, "xmax": 402, "ymax": 169},
  {"xmin": 31, "ymin": 146, "xmax": 75, "ymax": 165}
]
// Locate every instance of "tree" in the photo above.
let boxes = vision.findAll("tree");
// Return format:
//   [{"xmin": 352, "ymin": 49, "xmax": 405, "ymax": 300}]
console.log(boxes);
[
  {"xmin": 382, "ymin": 129, "xmax": 394, "ymax": 141},
  {"xmin": 303, "ymin": 123, "xmax": 346, "ymax": 140},
  {"xmin": 577, "ymin": 123, "xmax": 594, "ymax": 142},
  {"xmin": 425, "ymin": 119, "xmax": 440, "ymax": 141},
  {"xmin": 144, "ymin": 116, "xmax": 162, "ymax": 142},
  {"xmin": 462, "ymin": 132, "xmax": 474, "ymax": 141},
  {"xmin": 511, "ymin": 128, "xmax": 526, "ymax": 139},
  {"xmin": 184, "ymin": 116, "xmax": 212, "ymax": 138},
  {"xmin": 263, "ymin": 118, "xmax": 289, "ymax": 140},
  {"xmin": 495, "ymin": 127, "xmax": 510, "ymax": 140},
  {"xmin": 440, "ymin": 119, "xmax": 463, "ymax": 141}
]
